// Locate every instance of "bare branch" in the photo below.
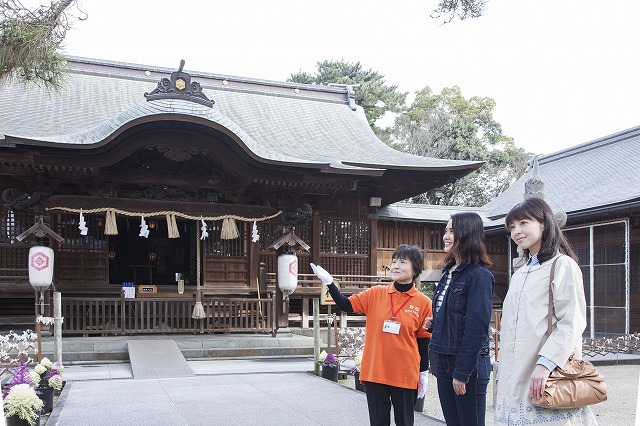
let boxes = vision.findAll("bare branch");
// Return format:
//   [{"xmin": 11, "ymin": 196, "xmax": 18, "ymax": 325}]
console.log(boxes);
[{"xmin": 431, "ymin": 0, "xmax": 487, "ymax": 24}]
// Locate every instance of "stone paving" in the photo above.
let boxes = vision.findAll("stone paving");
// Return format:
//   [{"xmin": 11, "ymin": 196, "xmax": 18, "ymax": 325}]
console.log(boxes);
[{"xmin": 41, "ymin": 356, "xmax": 640, "ymax": 425}]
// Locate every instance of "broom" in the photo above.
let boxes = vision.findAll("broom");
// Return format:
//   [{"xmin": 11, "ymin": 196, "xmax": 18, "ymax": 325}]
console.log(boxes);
[{"xmin": 191, "ymin": 221, "xmax": 205, "ymax": 319}]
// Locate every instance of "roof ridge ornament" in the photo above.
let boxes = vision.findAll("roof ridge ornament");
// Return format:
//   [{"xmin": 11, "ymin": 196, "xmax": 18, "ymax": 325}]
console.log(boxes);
[
  {"xmin": 144, "ymin": 59, "xmax": 214, "ymax": 107},
  {"xmin": 328, "ymin": 83, "xmax": 359, "ymax": 111},
  {"xmin": 524, "ymin": 156, "xmax": 544, "ymax": 200}
]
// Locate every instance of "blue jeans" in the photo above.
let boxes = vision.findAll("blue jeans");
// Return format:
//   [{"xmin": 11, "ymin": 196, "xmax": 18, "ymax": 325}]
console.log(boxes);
[{"xmin": 431, "ymin": 351, "xmax": 491, "ymax": 426}]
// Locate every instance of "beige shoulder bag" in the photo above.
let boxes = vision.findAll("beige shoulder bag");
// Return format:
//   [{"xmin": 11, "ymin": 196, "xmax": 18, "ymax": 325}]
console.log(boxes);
[{"xmin": 530, "ymin": 256, "xmax": 608, "ymax": 409}]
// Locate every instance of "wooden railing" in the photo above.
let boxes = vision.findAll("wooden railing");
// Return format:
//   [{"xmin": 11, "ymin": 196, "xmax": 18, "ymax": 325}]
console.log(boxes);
[
  {"xmin": 266, "ymin": 273, "xmax": 391, "ymax": 328},
  {"xmin": 57, "ymin": 274, "xmax": 387, "ymax": 334},
  {"xmin": 61, "ymin": 293, "xmax": 275, "ymax": 335}
]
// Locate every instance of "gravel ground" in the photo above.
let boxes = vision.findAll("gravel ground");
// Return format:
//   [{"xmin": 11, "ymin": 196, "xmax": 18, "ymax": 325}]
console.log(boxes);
[{"xmin": 340, "ymin": 363, "xmax": 639, "ymax": 425}]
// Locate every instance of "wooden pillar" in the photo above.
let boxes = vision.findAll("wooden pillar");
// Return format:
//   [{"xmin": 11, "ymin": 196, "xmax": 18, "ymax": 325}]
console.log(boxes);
[
  {"xmin": 312, "ymin": 211, "xmax": 321, "ymax": 265},
  {"xmin": 301, "ymin": 296, "xmax": 310, "ymax": 329},
  {"xmin": 53, "ymin": 292, "xmax": 62, "ymax": 362},
  {"xmin": 313, "ymin": 298, "xmax": 321, "ymax": 375},
  {"xmin": 248, "ymin": 222, "xmax": 259, "ymax": 292},
  {"xmin": 370, "ymin": 216, "xmax": 378, "ymax": 276}
]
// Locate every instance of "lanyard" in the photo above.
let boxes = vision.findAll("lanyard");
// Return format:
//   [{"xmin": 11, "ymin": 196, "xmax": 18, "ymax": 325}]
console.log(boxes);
[{"xmin": 389, "ymin": 291, "xmax": 412, "ymax": 321}]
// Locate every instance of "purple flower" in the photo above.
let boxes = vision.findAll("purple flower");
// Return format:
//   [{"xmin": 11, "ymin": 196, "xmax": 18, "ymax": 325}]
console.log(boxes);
[
  {"xmin": 2, "ymin": 362, "xmax": 35, "ymax": 399},
  {"xmin": 321, "ymin": 353, "xmax": 339, "ymax": 368}
]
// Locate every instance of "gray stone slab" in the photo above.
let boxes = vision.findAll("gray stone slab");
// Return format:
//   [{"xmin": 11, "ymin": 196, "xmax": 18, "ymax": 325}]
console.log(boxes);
[
  {"xmin": 128, "ymin": 340, "xmax": 194, "ymax": 379},
  {"xmin": 50, "ymin": 372, "xmax": 445, "ymax": 426}
]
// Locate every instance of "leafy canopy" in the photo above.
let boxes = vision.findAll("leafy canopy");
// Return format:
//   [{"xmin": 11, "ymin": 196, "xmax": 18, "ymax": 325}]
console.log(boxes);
[
  {"xmin": 0, "ymin": 0, "xmax": 83, "ymax": 89},
  {"xmin": 391, "ymin": 86, "xmax": 531, "ymax": 206},
  {"xmin": 288, "ymin": 60, "xmax": 407, "ymax": 137}
]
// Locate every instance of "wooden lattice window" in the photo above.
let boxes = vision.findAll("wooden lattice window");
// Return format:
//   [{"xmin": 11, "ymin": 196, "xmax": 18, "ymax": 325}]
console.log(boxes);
[
  {"xmin": 429, "ymin": 226, "xmax": 444, "ymax": 251},
  {"xmin": 320, "ymin": 220, "xmax": 369, "ymax": 255},
  {"xmin": 378, "ymin": 222, "xmax": 425, "ymax": 249},
  {"xmin": 257, "ymin": 222, "xmax": 312, "ymax": 252},
  {"xmin": 0, "ymin": 208, "xmax": 36, "ymax": 244},
  {"xmin": 204, "ymin": 220, "xmax": 247, "ymax": 256},
  {"xmin": 56, "ymin": 213, "xmax": 107, "ymax": 253},
  {"xmin": 486, "ymin": 234, "xmax": 507, "ymax": 255}
]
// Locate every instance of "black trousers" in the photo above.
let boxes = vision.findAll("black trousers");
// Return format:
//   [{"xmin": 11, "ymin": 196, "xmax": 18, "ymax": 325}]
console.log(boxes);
[{"xmin": 364, "ymin": 381, "xmax": 416, "ymax": 426}]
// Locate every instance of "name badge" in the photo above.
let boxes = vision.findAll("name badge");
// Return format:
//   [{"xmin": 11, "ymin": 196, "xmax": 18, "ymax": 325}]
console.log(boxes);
[{"xmin": 382, "ymin": 319, "xmax": 401, "ymax": 334}]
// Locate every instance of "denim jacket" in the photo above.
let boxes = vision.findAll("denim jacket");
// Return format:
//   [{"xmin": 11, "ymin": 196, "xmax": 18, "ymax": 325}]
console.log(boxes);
[{"xmin": 429, "ymin": 262, "xmax": 495, "ymax": 382}]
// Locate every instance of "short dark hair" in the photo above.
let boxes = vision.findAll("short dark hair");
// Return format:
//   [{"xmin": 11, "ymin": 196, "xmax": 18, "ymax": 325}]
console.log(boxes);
[
  {"xmin": 392, "ymin": 245, "xmax": 424, "ymax": 284},
  {"xmin": 505, "ymin": 197, "xmax": 577, "ymax": 264},
  {"xmin": 444, "ymin": 212, "xmax": 492, "ymax": 267}
]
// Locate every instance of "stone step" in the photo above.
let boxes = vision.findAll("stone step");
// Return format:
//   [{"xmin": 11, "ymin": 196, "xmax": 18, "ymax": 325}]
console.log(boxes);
[{"xmin": 39, "ymin": 333, "xmax": 317, "ymax": 362}]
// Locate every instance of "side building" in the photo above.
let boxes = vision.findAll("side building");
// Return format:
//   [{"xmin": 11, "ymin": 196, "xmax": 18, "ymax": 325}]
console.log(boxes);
[
  {"xmin": 377, "ymin": 126, "xmax": 640, "ymax": 339},
  {"xmin": 483, "ymin": 126, "xmax": 640, "ymax": 338}
]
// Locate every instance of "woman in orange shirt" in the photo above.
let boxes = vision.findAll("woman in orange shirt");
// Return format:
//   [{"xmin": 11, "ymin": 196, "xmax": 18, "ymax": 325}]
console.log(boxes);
[{"xmin": 312, "ymin": 244, "xmax": 432, "ymax": 426}]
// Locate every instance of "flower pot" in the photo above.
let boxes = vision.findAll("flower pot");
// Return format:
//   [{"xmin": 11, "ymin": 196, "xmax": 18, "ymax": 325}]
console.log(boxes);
[
  {"xmin": 5, "ymin": 414, "xmax": 41, "ymax": 426},
  {"xmin": 354, "ymin": 372, "xmax": 365, "ymax": 392},
  {"xmin": 321, "ymin": 365, "xmax": 339, "ymax": 382},
  {"xmin": 55, "ymin": 381, "xmax": 66, "ymax": 396},
  {"xmin": 36, "ymin": 387, "xmax": 55, "ymax": 414}
]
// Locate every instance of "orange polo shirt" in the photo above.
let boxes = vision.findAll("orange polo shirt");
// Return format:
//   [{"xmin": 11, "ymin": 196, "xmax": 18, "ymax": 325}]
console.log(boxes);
[{"xmin": 349, "ymin": 283, "xmax": 432, "ymax": 389}]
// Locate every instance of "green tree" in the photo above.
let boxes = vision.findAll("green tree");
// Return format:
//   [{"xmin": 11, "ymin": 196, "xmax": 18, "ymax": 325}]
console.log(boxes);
[
  {"xmin": 392, "ymin": 86, "xmax": 530, "ymax": 206},
  {"xmin": 288, "ymin": 60, "xmax": 407, "ymax": 138},
  {"xmin": 431, "ymin": 0, "xmax": 487, "ymax": 24},
  {"xmin": 0, "ymin": 0, "xmax": 81, "ymax": 89}
]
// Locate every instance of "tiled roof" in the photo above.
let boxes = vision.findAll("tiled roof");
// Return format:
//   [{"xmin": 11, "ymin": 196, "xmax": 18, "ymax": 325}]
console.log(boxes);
[
  {"xmin": 483, "ymin": 125, "xmax": 640, "ymax": 220},
  {"xmin": 0, "ymin": 56, "xmax": 481, "ymax": 175},
  {"xmin": 376, "ymin": 203, "xmax": 488, "ymax": 224}
]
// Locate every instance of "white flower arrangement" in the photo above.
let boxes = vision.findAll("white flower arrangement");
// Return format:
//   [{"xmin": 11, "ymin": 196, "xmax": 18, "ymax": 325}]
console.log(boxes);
[
  {"xmin": 349, "ymin": 352, "xmax": 363, "ymax": 375},
  {"xmin": 33, "ymin": 357, "xmax": 65, "ymax": 390},
  {"xmin": 3, "ymin": 383, "xmax": 44, "ymax": 426}
]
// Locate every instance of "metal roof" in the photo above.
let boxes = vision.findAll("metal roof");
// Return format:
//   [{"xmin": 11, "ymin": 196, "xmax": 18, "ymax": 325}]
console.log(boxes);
[
  {"xmin": 483, "ymin": 125, "xmax": 640, "ymax": 221},
  {"xmin": 0, "ymin": 56, "xmax": 481, "ymax": 177},
  {"xmin": 375, "ymin": 203, "xmax": 488, "ymax": 224}
]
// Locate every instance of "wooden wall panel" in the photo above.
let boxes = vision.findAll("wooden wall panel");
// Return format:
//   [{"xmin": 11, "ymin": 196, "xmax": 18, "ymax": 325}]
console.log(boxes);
[
  {"xmin": 203, "ymin": 256, "xmax": 247, "ymax": 284},
  {"xmin": 56, "ymin": 253, "xmax": 108, "ymax": 284}
]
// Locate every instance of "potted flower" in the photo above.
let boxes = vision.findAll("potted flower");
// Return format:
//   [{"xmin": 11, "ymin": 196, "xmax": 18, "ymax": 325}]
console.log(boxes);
[
  {"xmin": 317, "ymin": 350, "xmax": 340, "ymax": 382},
  {"xmin": 349, "ymin": 352, "xmax": 364, "ymax": 391},
  {"xmin": 2, "ymin": 363, "xmax": 43, "ymax": 426},
  {"xmin": 30, "ymin": 357, "xmax": 64, "ymax": 414}
]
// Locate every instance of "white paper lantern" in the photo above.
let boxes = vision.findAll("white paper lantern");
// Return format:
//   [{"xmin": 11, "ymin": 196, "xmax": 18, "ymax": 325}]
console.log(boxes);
[
  {"xmin": 28, "ymin": 246, "xmax": 54, "ymax": 292},
  {"xmin": 277, "ymin": 253, "xmax": 298, "ymax": 297}
]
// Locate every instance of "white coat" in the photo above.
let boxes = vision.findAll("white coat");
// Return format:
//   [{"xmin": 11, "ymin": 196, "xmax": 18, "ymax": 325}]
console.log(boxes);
[{"xmin": 494, "ymin": 254, "xmax": 598, "ymax": 425}]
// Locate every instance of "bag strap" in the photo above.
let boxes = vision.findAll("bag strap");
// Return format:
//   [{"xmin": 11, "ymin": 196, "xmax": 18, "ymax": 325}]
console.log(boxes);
[{"xmin": 546, "ymin": 256, "xmax": 561, "ymax": 337}]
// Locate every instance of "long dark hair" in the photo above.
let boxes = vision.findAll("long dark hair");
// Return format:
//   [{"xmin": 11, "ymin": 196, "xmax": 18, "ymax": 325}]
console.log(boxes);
[
  {"xmin": 505, "ymin": 197, "xmax": 578, "ymax": 264},
  {"xmin": 392, "ymin": 245, "xmax": 424, "ymax": 284},
  {"xmin": 444, "ymin": 212, "xmax": 492, "ymax": 267}
]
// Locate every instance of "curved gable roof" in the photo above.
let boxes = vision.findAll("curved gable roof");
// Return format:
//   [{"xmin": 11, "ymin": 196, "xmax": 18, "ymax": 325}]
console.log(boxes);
[{"xmin": 0, "ymin": 57, "xmax": 481, "ymax": 177}]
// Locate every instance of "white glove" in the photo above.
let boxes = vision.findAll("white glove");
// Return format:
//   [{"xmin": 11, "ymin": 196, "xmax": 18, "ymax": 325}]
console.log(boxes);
[
  {"xmin": 310, "ymin": 263, "xmax": 334, "ymax": 285},
  {"xmin": 417, "ymin": 370, "xmax": 429, "ymax": 399}
]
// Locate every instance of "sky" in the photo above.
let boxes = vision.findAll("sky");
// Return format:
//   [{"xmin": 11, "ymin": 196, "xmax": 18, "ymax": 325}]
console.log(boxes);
[{"xmin": 47, "ymin": 0, "xmax": 640, "ymax": 155}]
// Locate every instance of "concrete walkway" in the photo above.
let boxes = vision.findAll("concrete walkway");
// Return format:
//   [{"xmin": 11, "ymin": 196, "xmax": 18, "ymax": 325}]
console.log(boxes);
[
  {"xmin": 47, "ymin": 356, "xmax": 640, "ymax": 426},
  {"xmin": 47, "ymin": 358, "xmax": 446, "ymax": 426}
]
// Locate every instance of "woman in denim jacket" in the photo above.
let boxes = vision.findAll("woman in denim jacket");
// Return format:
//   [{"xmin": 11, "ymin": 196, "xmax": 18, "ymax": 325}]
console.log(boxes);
[{"xmin": 425, "ymin": 212, "xmax": 494, "ymax": 426}]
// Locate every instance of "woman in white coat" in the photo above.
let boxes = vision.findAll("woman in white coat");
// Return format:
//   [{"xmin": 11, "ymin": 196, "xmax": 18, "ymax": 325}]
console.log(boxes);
[{"xmin": 494, "ymin": 198, "xmax": 598, "ymax": 425}]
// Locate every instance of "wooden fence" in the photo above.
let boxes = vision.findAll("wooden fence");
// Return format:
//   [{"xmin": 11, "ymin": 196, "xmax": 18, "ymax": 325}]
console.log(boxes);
[{"xmin": 61, "ymin": 294, "xmax": 275, "ymax": 335}]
